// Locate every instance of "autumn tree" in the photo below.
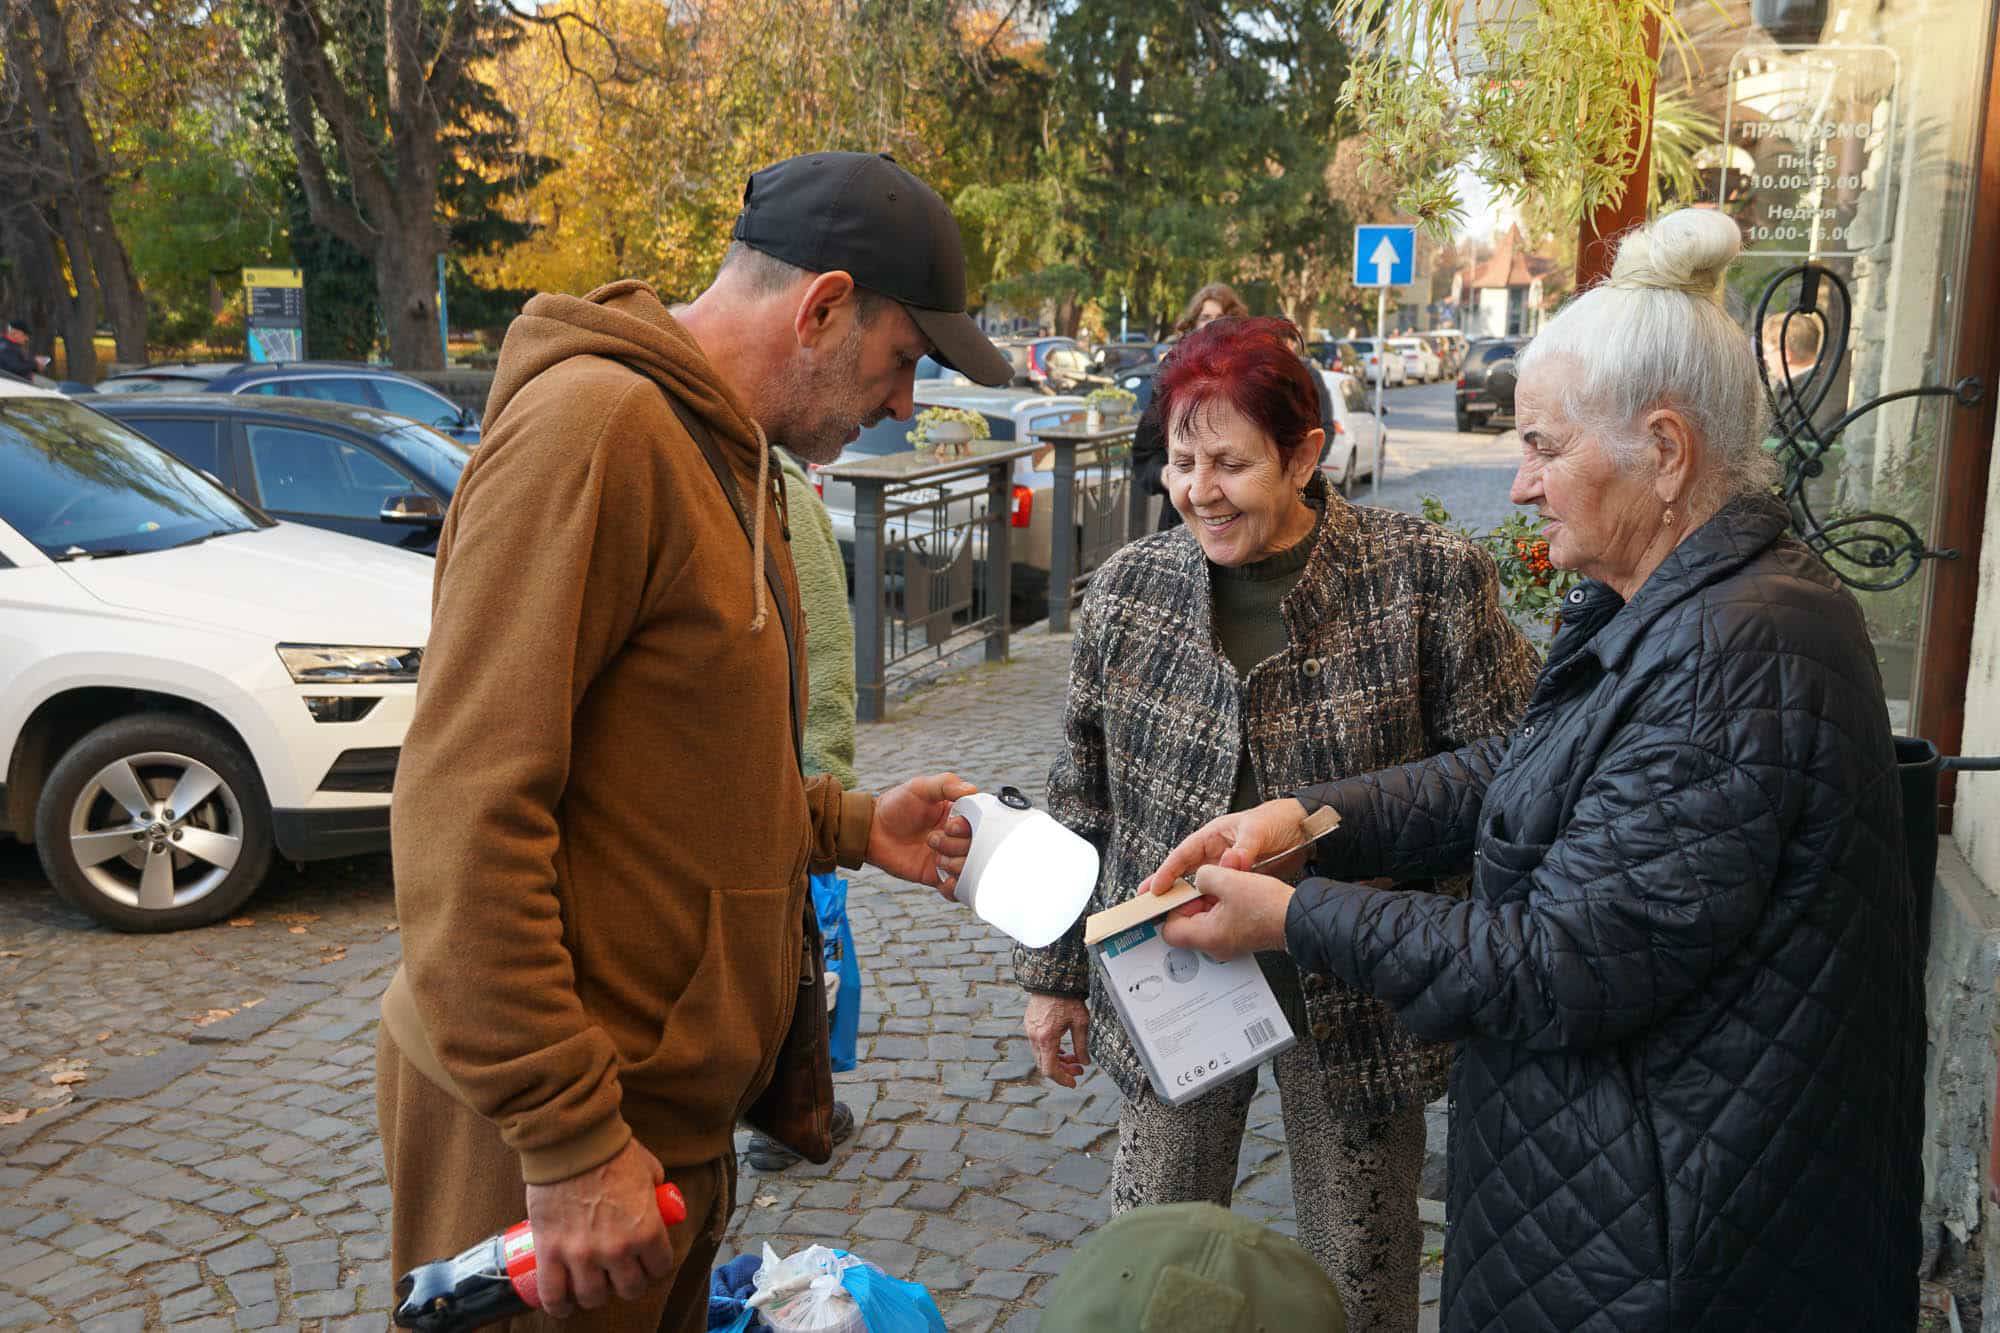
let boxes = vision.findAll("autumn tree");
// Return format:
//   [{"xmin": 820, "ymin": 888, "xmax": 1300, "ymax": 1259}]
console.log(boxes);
[
  {"xmin": 0, "ymin": 0, "xmax": 170, "ymax": 374},
  {"xmin": 252, "ymin": 0, "xmax": 577, "ymax": 368},
  {"xmin": 471, "ymin": 0, "xmax": 1047, "ymax": 304}
]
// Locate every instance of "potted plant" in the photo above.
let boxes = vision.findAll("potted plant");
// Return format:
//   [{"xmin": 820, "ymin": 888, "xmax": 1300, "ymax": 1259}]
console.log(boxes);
[
  {"xmin": 1083, "ymin": 386, "xmax": 1137, "ymax": 430},
  {"xmin": 907, "ymin": 406, "xmax": 990, "ymax": 455}
]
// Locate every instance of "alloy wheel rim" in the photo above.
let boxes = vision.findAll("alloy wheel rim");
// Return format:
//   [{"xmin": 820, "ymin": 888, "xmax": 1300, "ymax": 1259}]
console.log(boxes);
[{"xmin": 67, "ymin": 750, "xmax": 244, "ymax": 912}]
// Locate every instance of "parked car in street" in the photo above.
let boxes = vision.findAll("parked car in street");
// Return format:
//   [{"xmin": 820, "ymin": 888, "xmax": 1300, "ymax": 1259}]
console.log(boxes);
[
  {"xmin": 1306, "ymin": 340, "xmax": 1349, "ymax": 373},
  {"xmin": 810, "ymin": 384, "xmax": 1096, "ymax": 620},
  {"xmin": 1456, "ymin": 336, "xmax": 1531, "ymax": 433},
  {"xmin": 94, "ymin": 396, "xmax": 469, "ymax": 555},
  {"xmin": 0, "ymin": 377, "xmax": 430, "ymax": 931},
  {"xmin": 1317, "ymin": 370, "xmax": 1386, "ymax": 497},
  {"xmin": 1347, "ymin": 338, "xmax": 1407, "ymax": 387},
  {"xmin": 914, "ymin": 354, "xmax": 971, "ymax": 386},
  {"xmin": 993, "ymin": 337, "xmax": 1106, "ymax": 394},
  {"xmin": 1091, "ymin": 341, "xmax": 1161, "ymax": 377},
  {"xmin": 1390, "ymin": 336, "xmax": 1442, "ymax": 383},
  {"xmin": 93, "ymin": 361, "xmax": 482, "ymax": 446}
]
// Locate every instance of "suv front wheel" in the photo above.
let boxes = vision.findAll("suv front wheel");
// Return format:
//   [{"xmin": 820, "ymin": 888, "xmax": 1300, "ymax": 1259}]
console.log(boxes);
[{"xmin": 34, "ymin": 715, "xmax": 275, "ymax": 932}]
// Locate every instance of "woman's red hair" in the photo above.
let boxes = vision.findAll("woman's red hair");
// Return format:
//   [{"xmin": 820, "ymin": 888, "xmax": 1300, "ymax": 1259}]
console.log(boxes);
[{"xmin": 1155, "ymin": 316, "xmax": 1320, "ymax": 463}]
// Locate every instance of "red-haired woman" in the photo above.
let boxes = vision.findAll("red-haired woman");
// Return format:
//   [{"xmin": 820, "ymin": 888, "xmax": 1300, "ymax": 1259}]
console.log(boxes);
[
  {"xmin": 1014, "ymin": 317, "xmax": 1538, "ymax": 1329},
  {"xmin": 1135, "ymin": 289, "xmax": 1335, "ymax": 533}
]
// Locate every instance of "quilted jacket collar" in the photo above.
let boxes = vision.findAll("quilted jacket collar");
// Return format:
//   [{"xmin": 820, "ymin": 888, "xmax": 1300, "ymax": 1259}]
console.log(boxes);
[{"xmin": 1579, "ymin": 492, "xmax": 1791, "ymax": 674}]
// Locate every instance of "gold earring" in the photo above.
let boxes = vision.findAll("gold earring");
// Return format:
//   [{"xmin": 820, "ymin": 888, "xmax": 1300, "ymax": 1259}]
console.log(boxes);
[{"xmin": 1662, "ymin": 506, "xmax": 1676, "ymax": 527}]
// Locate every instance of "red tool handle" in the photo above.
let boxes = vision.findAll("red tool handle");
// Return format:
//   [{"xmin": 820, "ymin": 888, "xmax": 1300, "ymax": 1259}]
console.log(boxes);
[{"xmin": 500, "ymin": 1183, "xmax": 688, "ymax": 1310}]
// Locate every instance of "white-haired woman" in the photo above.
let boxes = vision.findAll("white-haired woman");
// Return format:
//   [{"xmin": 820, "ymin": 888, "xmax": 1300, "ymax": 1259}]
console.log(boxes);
[{"xmin": 1143, "ymin": 210, "xmax": 1924, "ymax": 1331}]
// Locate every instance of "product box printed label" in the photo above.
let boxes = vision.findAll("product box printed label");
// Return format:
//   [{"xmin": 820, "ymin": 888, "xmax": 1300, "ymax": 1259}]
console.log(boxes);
[{"xmin": 1092, "ymin": 920, "xmax": 1296, "ymax": 1106}]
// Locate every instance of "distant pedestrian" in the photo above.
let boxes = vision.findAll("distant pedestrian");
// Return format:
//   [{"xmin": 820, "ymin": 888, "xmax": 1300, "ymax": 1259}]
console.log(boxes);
[
  {"xmin": 0, "ymin": 322, "xmax": 37, "ymax": 380},
  {"xmin": 1152, "ymin": 209, "xmax": 1924, "ymax": 1330},
  {"xmin": 1175, "ymin": 283, "xmax": 1250, "ymax": 336}
]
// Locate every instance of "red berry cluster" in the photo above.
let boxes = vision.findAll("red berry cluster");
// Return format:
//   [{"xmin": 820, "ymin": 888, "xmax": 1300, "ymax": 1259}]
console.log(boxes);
[{"xmin": 1512, "ymin": 537, "xmax": 1554, "ymax": 586}]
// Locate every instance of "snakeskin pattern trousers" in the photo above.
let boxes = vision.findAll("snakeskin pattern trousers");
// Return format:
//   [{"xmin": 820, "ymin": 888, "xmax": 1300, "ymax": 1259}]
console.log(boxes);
[{"xmin": 1108, "ymin": 1039, "xmax": 1428, "ymax": 1332}]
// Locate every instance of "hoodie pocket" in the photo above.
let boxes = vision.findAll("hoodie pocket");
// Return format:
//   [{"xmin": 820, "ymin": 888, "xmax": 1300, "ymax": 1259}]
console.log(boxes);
[{"xmin": 626, "ymin": 885, "xmax": 797, "ymax": 1121}]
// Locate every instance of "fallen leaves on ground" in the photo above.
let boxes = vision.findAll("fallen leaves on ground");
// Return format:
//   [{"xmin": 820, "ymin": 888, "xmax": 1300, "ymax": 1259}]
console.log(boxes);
[
  {"xmin": 228, "ymin": 918, "xmax": 255, "ymax": 928},
  {"xmin": 191, "ymin": 1008, "xmax": 237, "ymax": 1026},
  {"xmin": 0, "ymin": 949, "xmax": 23, "ymax": 958},
  {"xmin": 0, "ymin": 1108, "xmax": 29, "ymax": 1125},
  {"xmin": 274, "ymin": 912, "xmax": 321, "ymax": 925},
  {"xmin": 39, "ymin": 1057, "xmax": 89, "ymax": 1092},
  {"xmin": 94, "ymin": 1031, "xmax": 111, "ymax": 1043},
  {"xmin": 288, "ymin": 926, "xmax": 307, "ymax": 935},
  {"xmin": 242, "ymin": 998, "xmax": 263, "ymax": 1009},
  {"xmin": 320, "ymin": 947, "xmax": 348, "ymax": 963}
]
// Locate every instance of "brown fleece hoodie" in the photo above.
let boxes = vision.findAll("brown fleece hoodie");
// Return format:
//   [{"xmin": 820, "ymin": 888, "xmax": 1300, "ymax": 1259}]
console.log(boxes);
[{"xmin": 380, "ymin": 280, "xmax": 874, "ymax": 1183}]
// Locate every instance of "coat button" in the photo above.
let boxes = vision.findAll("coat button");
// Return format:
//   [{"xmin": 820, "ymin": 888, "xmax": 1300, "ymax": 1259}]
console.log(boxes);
[
  {"xmin": 1521, "ymin": 723, "xmax": 1535, "ymax": 737},
  {"xmin": 1568, "ymin": 588, "xmax": 1586, "ymax": 603},
  {"xmin": 1309, "ymin": 1019, "xmax": 1333, "ymax": 1042},
  {"xmin": 1302, "ymin": 659, "xmax": 1323, "ymax": 677}
]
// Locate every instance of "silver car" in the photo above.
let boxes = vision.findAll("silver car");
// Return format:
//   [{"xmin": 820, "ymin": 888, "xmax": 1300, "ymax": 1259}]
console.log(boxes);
[{"xmin": 810, "ymin": 385, "xmax": 1091, "ymax": 613}]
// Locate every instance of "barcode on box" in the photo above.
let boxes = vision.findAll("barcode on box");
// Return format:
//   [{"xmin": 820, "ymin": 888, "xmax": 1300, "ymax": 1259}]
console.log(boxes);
[{"xmin": 1244, "ymin": 1018, "xmax": 1278, "ymax": 1049}]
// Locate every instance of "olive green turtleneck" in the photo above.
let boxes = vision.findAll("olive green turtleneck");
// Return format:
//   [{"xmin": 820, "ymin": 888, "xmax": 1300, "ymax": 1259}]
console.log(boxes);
[{"xmin": 1211, "ymin": 519, "xmax": 1317, "ymax": 813}]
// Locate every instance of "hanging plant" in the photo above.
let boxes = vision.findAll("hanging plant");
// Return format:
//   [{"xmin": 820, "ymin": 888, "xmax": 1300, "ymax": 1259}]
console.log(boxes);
[{"xmin": 1334, "ymin": 0, "xmax": 1701, "ymax": 238}]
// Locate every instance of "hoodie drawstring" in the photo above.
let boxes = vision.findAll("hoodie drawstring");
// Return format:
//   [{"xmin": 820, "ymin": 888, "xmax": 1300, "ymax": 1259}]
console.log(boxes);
[{"xmin": 749, "ymin": 422, "xmax": 772, "ymax": 633}]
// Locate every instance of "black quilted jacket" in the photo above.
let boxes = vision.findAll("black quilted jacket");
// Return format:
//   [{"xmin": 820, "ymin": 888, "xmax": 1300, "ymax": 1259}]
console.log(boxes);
[{"xmin": 1284, "ymin": 494, "xmax": 1923, "ymax": 1331}]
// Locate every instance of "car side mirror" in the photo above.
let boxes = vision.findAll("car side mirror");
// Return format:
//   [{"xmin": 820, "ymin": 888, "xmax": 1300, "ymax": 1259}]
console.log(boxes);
[{"xmin": 381, "ymin": 493, "xmax": 446, "ymax": 526}]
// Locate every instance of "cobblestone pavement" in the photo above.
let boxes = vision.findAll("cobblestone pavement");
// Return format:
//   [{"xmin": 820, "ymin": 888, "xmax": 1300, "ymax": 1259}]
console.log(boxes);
[{"xmin": 0, "ymin": 409, "xmax": 1509, "ymax": 1330}]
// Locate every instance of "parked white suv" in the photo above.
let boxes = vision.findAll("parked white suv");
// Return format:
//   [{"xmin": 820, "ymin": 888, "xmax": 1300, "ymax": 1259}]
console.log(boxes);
[{"xmin": 0, "ymin": 379, "xmax": 431, "ymax": 931}]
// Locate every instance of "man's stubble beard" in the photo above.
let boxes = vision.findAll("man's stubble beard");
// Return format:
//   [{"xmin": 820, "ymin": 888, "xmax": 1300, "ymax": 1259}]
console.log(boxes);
[{"xmin": 766, "ymin": 322, "xmax": 872, "ymax": 467}]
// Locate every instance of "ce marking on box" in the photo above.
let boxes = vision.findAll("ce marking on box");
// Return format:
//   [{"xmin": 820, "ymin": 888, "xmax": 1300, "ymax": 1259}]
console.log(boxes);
[{"xmin": 1174, "ymin": 1054, "xmax": 1232, "ymax": 1087}]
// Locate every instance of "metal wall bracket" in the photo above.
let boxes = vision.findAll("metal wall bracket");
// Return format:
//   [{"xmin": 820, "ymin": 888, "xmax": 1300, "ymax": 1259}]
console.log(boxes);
[{"xmin": 1755, "ymin": 263, "xmax": 1982, "ymax": 592}]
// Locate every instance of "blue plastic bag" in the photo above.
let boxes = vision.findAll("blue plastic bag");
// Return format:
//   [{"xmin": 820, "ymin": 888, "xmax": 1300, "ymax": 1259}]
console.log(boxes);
[
  {"xmin": 842, "ymin": 1263, "xmax": 947, "ymax": 1333},
  {"xmin": 713, "ymin": 1247, "xmax": 943, "ymax": 1333},
  {"xmin": 811, "ymin": 873, "xmax": 862, "ymax": 1072}
]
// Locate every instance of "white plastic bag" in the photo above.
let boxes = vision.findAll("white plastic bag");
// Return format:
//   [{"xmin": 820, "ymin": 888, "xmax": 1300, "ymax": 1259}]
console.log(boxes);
[{"xmin": 747, "ymin": 1243, "xmax": 868, "ymax": 1333}]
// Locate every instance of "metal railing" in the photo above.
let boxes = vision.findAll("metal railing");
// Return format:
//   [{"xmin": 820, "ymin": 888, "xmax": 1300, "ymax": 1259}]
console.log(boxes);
[
  {"xmin": 1032, "ymin": 418, "xmax": 1142, "ymax": 633},
  {"xmin": 817, "ymin": 441, "xmax": 1040, "ymax": 721}
]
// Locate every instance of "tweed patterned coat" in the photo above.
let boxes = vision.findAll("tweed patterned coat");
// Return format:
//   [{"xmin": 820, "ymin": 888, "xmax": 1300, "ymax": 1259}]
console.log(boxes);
[{"xmin": 1016, "ymin": 480, "xmax": 1539, "ymax": 1116}]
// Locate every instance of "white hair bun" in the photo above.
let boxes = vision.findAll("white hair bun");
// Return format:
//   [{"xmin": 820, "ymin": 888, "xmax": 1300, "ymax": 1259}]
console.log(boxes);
[{"xmin": 1608, "ymin": 208, "xmax": 1742, "ymax": 303}]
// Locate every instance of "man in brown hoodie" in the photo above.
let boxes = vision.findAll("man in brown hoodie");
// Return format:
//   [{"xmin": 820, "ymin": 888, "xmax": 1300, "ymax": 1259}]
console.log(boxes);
[{"xmin": 378, "ymin": 152, "xmax": 1013, "ymax": 1331}]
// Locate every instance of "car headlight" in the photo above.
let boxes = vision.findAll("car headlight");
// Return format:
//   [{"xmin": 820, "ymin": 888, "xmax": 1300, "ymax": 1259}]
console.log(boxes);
[{"xmin": 276, "ymin": 644, "xmax": 423, "ymax": 684}]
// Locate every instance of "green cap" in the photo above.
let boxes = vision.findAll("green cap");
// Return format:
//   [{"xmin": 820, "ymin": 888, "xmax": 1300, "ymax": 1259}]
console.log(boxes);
[{"xmin": 1037, "ymin": 1203, "xmax": 1346, "ymax": 1333}]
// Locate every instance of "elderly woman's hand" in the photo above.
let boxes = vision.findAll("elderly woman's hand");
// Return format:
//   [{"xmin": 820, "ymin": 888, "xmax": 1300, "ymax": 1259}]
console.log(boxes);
[
  {"xmin": 1023, "ymin": 994, "xmax": 1090, "ymax": 1088},
  {"xmin": 1156, "ymin": 865, "xmax": 1296, "ymax": 960},
  {"xmin": 1142, "ymin": 797, "xmax": 1312, "ymax": 896}
]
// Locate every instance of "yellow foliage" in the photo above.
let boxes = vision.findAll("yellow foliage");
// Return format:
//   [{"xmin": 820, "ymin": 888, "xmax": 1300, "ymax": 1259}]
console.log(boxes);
[{"xmin": 469, "ymin": 0, "xmax": 991, "ymax": 301}]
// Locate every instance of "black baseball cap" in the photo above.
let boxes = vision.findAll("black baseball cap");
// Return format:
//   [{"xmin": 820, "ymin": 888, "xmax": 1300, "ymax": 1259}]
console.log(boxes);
[{"xmin": 732, "ymin": 151, "xmax": 1011, "ymax": 387}]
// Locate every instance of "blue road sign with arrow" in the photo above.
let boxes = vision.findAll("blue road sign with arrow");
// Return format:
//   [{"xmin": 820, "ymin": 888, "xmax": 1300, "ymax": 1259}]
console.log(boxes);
[{"xmin": 1353, "ymin": 224, "xmax": 1416, "ymax": 288}]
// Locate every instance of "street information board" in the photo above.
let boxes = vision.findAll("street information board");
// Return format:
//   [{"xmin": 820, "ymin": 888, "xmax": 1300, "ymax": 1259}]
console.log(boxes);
[
  {"xmin": 1721, "ymin": 45, "xmax": 1899, "ymax": 258},
  {"xmin": 243, "ymin": 266, "xmax": 305, "ymax": 362}
]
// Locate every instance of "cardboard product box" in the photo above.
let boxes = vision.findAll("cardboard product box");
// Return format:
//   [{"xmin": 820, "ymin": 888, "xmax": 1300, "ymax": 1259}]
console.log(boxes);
[{"xmin": 1091, "ymin": 919, "xmax": 1296, "ymax": 1106}]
